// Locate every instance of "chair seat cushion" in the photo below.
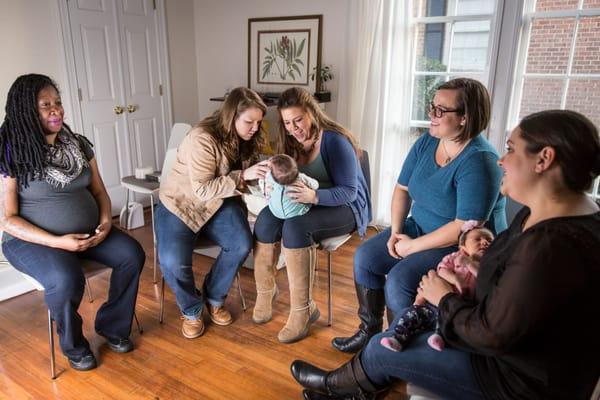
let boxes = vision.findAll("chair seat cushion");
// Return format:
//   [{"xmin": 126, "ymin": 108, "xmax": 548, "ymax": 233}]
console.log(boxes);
[{"xmin": 319, "ymin": 234, "xmax": 352, "ymax": 252}]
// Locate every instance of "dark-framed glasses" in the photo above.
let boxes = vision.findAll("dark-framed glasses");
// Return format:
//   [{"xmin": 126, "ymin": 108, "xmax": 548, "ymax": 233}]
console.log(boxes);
[{"xmin": 428, "ymin": 103, "xmax": 463, "ymax": 119}]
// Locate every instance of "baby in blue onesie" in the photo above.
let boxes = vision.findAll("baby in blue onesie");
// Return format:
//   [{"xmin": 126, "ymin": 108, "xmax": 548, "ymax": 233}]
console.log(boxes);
[{"xmin": 260, "ymin": 154, "xmax": 319, "ymax": 219}]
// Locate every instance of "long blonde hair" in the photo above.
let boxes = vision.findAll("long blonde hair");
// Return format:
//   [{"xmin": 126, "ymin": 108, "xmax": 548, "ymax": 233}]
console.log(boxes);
[
  {"xmin": 197, "ymin": 87, "xmax": 267, "ymax": 164},
  {"xmin": 276, "ymin": 87, "xmax": 360, "ymax": 159}
]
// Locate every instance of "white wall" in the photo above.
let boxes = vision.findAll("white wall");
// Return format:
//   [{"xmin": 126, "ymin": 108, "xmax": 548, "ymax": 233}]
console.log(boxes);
[
  {"xmin": 165, "ymin": 0, "xmax": 200, "ymax": 125},
  {"xmin": 193, "ymin": 0, "xmax": 350, "ymax": 120},
  {"xmin": 0, "ymin": 0, "xmax": 74, "ymax": 122}
]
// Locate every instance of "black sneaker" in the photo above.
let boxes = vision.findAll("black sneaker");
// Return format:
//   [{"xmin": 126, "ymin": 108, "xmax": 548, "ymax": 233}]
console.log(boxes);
[
  {"xmin": 68, "ymin": 353, "xmax": 97, "ymax": 371},
  {"xmin": 105, "ymin": 337, "xmax": 134, "ymax": 353},
  {"xmin": 96, "ymin": 330, "xmax": 134, "ymax": 353}
]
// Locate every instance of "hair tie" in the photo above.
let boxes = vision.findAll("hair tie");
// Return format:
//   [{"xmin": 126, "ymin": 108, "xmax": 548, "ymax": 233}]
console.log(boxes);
[{"xmin": 461, "ymin": 220, "xmax": 479, "ymax": 233}]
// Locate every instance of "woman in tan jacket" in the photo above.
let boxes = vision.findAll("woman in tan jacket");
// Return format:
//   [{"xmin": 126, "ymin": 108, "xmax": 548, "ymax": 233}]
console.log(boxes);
[{"xmin": 155, "ymin": 87, "xmax": 270, "ymax": 339}]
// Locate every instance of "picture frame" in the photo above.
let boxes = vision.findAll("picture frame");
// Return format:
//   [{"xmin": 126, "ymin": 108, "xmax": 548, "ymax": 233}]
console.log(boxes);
[{"xmin": 248, "ymin": 15, "xmax": 322, "ymax": 95}]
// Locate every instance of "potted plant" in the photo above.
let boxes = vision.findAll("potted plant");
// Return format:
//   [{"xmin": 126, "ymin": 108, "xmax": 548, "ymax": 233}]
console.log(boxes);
[{"xmin": 310, "ymin": 65, "xmax": 333, "ymax": 102}]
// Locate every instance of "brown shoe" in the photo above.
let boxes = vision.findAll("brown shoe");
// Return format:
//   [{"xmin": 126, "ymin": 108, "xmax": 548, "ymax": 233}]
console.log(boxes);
[
  {"xmin": 208, "ymin": 305, "xmax": 233, "ymax": 326},
  {"xmin": 181, "ymin": 317, "xmax": 205, "ymax": 339}
]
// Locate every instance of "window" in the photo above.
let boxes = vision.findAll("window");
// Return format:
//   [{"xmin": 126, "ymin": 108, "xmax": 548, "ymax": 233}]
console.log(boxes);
[
  {"xmin": 506, "ymin": 0, "xmax": 600, "ymax": 196},
  {"xmin": 509, "ymin": 0, "xmax": 600, "ymax": 129},
  {"xmin": 410, "ymin": 0, "xmax": 501, "ymax": 134}
]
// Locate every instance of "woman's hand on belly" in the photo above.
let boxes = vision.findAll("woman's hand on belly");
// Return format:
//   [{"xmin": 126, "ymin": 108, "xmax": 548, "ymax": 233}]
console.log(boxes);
[
  {"xmin": 52, "ymin": 233, "xmax": 96, "ymax": 252},
  {"xmin": 87, "ymin": 221, "xmax": 112, "ymax": 248}
]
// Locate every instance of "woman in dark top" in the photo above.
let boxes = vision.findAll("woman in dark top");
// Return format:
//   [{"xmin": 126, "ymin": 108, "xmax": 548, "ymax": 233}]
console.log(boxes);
[
  {"xmin": 0, "ymin": 74, "xmax": 145, "ymax": 372},
  {"xmin": 290, "ymin": 109, "xmax": 600, "ymax": 400},
  {"xmin": 252, "ymin": 87, "xmax": 371, "ymax": 344}
]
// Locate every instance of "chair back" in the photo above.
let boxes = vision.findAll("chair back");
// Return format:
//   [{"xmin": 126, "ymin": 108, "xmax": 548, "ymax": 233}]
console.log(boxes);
[
  {"xmin": 160, "ymin": 148, "xmax": 178, "ymax": 188},
  {"xmin": 359, "ymin": 150, "xmax": 372, "ymax": 196},
  {"xmin": 167, "ymin": 123, "xmax": 192, "ymax": 149}
]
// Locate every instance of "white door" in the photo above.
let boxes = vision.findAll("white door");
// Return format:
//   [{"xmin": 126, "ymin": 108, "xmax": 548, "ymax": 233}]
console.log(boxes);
[{"xmin": 65, "ymin": 0, "xmax": 167, "ymax": 214}]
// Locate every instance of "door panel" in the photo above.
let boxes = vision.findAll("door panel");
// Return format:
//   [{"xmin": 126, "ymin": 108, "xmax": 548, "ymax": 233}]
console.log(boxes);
[
  {"xmin": 68, "ymin": 0, "xmax": 130, "ymax": 215},
  {"xmin": 91, "ymin": 121, "xmax": 122, "ymax": 186},
  {"xmin": 67, "ymin": 0, "xmax": 167, "ymax": 214}
]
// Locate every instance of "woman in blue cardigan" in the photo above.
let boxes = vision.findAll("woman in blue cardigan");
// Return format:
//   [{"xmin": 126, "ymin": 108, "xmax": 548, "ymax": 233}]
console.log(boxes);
[{"xmin": 252, "ymin": 87, "xmax": 371, "ymax": 343}]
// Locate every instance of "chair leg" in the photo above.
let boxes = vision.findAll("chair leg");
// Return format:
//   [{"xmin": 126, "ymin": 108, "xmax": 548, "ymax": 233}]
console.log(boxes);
[
  {"xmin": 133, "ymin": 311, "xmax": 143, "ymax": 334},
  {"xmin": 327, "ymin": 251, "xmax": 333, "ymax": 327},
  {"xmin": 48, "ymin": 309, "xmax": 56, "ymax": 379},
  {"xmin": 150, "ymin": 193, "xmax": 157, "ymax": 284},
  {"xmin": 236, "ymin": 271, "xmax": 247, "ymax": 311},
  {"xmin": 85, "ymin": 277, "xmax": 94, "ymax": 303},
  {"xmin": 159, "ymin": 277, "xmax": 165, "ymax": 323}
]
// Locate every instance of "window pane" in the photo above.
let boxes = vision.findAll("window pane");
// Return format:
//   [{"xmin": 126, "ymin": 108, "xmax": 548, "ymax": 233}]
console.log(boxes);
[
  {"xmin": 565, "ymin": 79, "xmax": 600, "ymax": 128},
  {"xmin": 584, "ymin": 0, "xmax": 600, "ymax": 8},
  {"xmin": 526, "ymin": 18, "xmax": 575, "ymax": 74},
  {"xmin": 412, "ymin": 75, "xmax": 445, "ymax": 121},
  {"xmin": 450, "ymin": 21, "xmax": 491, "ymax": 72},
  {"xmin": 573, "ymin": 16, "xmax": 600, "ymax": 74},
  {"xmin": 535, "ymin": 0, "xmax": 579, "ymax": 11},
  {"xmin": 452, "ymin": 0, "xmax": 495, "ymax": 15},
  {"xmin": 415, "ymin": 23, "xmax": 449, "ymax": 72},
  {"xmin": 414, "ymin": 0, "xmax": 495, "ymax": 17},
  {"xmin": 519, "ymin": 78, "xmax": 564, "ymax": 120}
]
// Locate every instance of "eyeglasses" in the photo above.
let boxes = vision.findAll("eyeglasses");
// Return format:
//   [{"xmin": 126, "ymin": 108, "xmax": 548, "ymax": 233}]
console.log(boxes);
[{"xmin": 428, "ymin": 103, "xmax": 463, "ymax": 119}]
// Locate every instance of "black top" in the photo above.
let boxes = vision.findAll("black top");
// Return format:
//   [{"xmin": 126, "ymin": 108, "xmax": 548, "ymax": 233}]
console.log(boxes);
[{"xmin": 439, "ymin": 206, "xmax": 600, "ymax": 400}]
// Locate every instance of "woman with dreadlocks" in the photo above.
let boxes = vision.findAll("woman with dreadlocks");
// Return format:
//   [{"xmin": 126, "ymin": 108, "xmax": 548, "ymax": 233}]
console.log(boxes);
[{"xmin": 0, "ymin": 74, "xmax": 145, "ymax": 371}]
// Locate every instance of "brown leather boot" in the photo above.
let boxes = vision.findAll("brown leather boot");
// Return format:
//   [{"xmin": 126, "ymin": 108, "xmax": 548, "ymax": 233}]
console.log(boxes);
[
  {"xmin": 278, "ymin": 245, "xmax": 320, "ymax": 343},
  {"xmin": 252, "ymin": 241, "xmax": 281, "ymax": 324}
]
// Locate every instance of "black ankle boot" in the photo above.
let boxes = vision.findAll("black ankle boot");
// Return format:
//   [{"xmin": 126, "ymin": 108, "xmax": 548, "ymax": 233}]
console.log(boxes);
[
  {"xmin": 332, "ymin": 283, "xmax": 385, "ymax": 353},
  {"xmin": 291, "ymin": 352, "xmax": 384, "ymax": 400}
]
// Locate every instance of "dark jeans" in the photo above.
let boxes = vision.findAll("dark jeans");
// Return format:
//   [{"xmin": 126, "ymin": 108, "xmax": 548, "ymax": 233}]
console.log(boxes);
[
  {"xmin": 361, "ymin": 331, "xmax": 485, "ymax": 400},
  {"xmin": 253, "ymin": 205, "xmax": 356, "ymax": 248},
  {"xmin": 155, "ymin": 199, "xmax": 252, "ymax": 319},
  {"xmin": 353, "ymin": 219, "xmax": 456, "ymax": 315},
  {"xmin": 2, "ymin": 228, "xmax": 145, "ymax": 359}
]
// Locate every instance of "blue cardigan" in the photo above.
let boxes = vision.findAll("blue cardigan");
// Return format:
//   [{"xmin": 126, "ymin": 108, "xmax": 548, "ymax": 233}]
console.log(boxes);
[{"xmin": 317, "ymin": 131, "xmax": 372, "ymax": 236}]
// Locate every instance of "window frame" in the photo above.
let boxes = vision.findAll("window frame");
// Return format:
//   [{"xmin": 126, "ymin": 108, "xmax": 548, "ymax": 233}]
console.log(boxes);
[
  {"xmin": 506, "ymin": 1, "xmax": 600, "ymax": 133},
  {"xmin": 409, "ymin": 0, "xmax": 505, "ymax": 130}
]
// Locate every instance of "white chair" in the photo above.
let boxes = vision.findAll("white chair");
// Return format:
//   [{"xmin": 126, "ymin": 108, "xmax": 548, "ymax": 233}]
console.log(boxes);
[
  {"xmin": 316, "ymin": 150, "xmax": 374, "ymax": 326},
  {"xmin": 18, "ymin": 260, "xmax": 142, "ymax": 379},
  {"xmin": 157, "ymin": 147, "xmax": 247, "ymax": 322},
  {"xmin": 120, "ymin": 123, "xmax": 192, "ymax": 283},
  {"xmin": 167, "ymin": 122, "xmax": 193, "ymax": 150}
]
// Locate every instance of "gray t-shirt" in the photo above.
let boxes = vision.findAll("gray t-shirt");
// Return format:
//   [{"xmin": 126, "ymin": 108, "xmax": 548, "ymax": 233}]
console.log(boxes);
[{"xmin": 3, "ymin": 135, "xmax": 99, "ymax": 242}]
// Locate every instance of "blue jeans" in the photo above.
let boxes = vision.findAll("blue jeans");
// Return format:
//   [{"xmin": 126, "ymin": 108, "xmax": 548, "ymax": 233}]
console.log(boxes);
[
  {"xmin": 361, "ymin": 331, "xmax": 485, "ymax": 400},
  {"xmin": 353, "ymin": 219, "xmax": 456, "ymax": 314},
  {"xmin": 253, "ymin": 205, "xmax": 356, "ymax": 248},
  {"xmin": 2, "ymin": 228, "xmax": 145, "ymax": 359},
  {"xmin": 155, "ymin": 199, "xmax": 252, "ymax": 319}
]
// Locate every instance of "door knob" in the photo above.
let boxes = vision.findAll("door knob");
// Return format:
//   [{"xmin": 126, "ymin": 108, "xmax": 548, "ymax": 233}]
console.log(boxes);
[
  {"xmin": 114, "ymin": 105, "xmax": 124, "ymax": 115},
  {"xmin": 127, "ymin": 104, "xmax": 137, "ymax": 113}
]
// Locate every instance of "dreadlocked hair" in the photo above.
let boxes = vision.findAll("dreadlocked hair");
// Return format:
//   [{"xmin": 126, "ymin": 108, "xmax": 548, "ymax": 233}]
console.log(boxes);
[{"xmin": 0, "ymin": 74, "xmax": 59, "ymax": 189}]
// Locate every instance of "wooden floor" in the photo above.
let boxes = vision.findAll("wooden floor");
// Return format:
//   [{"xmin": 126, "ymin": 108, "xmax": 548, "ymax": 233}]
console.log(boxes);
[{"xmin": 0, "ymin": 220, "xmax": 408, "ymax": 400}]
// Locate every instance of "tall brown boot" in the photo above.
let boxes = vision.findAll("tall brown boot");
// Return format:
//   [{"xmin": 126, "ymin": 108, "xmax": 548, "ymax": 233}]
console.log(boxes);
[
  {"xmin": 278, "ymin": 245, "xmax": 320, "ymax": 343},
  {"xmin": 252, "ymin": 241, "xmax": 281, "ymax": 324}
]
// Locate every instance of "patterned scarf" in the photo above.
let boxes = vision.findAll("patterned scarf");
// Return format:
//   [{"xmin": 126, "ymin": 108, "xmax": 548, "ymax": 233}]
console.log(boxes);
[{"xmin": 45, "ymin": 130, "xmax": 89, "ymax": 188}]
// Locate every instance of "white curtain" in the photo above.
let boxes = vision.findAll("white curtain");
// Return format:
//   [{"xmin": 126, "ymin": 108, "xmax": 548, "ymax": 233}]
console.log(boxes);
[{"xmin": 337, "ymin": 0, "xmax": 414, "ymax": 225}]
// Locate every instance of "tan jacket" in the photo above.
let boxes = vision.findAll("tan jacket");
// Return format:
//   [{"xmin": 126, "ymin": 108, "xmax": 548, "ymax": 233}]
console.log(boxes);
[{"xmin": 159, "ymin": 127, "xmax": 245, "ymax": 232}]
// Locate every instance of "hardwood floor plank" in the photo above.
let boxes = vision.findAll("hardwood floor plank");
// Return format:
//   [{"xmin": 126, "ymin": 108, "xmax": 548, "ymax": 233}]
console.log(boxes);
[{"xmin": 0, "ymin": 221, "xmax": 408, "ymax": 399}]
